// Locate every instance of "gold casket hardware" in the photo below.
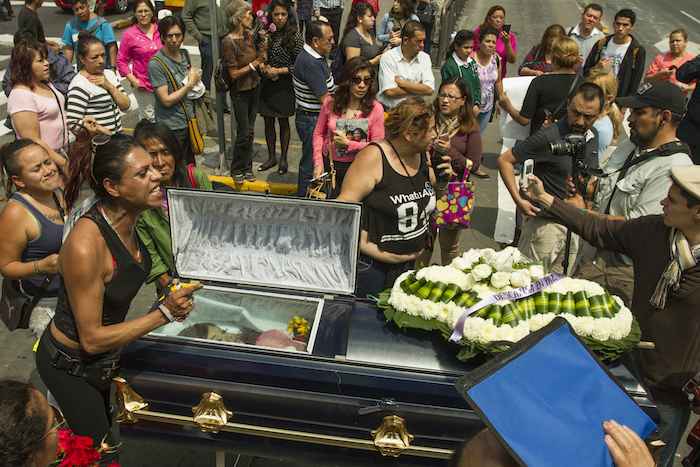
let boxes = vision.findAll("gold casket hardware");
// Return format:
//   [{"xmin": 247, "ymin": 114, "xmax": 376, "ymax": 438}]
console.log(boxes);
[
  {"xmin": 192, "ymin": 392, "xmax": 233, "ymax": 433},
  {"xmin": 113, "ymin": 377, "xmax": 149, "ymax": 424},
  {"xmin": 371, "ymin": 415, "xmax": 414, "ymax": 457}
]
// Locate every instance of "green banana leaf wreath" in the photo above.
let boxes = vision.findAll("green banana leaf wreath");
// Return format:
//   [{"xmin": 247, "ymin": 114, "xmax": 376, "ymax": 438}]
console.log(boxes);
[{"xmin": 376, "ymin": 290, "xmax": 641, "ymax": 363}]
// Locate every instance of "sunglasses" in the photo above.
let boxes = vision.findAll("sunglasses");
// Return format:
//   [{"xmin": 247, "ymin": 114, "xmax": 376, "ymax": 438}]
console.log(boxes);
[{"xmin": 351, "ymin": 76, "xmax": 373, "ymax": 85}]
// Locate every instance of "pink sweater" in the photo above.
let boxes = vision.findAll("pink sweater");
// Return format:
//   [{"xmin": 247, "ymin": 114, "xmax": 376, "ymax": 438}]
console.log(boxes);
[
  {"xmin": 117, "ymin": 24, "xmax": 162, "ymax": 92},
  {"xmin": 646, "ymin": 51, "xmax": 696, "ymax": 94},
  {"xmin": 312, "ymin": 98, "xmax": 385, "ymax": 168}
]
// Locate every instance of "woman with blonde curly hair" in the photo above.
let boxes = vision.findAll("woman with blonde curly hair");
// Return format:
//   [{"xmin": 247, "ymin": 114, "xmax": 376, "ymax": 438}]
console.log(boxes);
[
  {"xmin": 222, "ymin": 0, "xmax": 265, "ymax": 183},
  {"xmin": 337, "ymin": 97, "xmax": 454, "ymax": 297},
  {"xmin": 499, "ymin": 36, "xmax": 580, "ymax": 134},
  {"xmin": 586, "ymin": 66, "xmax": 623, "ymax": 157}
]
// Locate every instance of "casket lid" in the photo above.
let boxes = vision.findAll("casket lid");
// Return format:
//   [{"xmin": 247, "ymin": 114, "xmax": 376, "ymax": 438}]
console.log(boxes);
[{"xmin": 167, "ymin": 189, "xmax": 361, "ymax": 296}]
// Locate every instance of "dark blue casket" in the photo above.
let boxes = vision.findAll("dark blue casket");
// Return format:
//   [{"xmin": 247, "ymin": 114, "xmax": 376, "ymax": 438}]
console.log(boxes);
[{"xmin": 118, "ymin": 189, "xmax": 658, "ymax": 465}]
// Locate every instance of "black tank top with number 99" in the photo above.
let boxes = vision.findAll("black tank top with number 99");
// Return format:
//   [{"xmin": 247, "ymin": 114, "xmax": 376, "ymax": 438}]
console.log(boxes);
[{"xmin": 362, "ymin": 143, "xmax": 436, "ymax": 255}]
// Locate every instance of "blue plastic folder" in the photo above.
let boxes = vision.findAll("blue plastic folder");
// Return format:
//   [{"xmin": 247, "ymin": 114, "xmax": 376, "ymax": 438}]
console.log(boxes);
[{"xmin": 456, "ymin": 317, "xmax": 657, "ymax": 467}]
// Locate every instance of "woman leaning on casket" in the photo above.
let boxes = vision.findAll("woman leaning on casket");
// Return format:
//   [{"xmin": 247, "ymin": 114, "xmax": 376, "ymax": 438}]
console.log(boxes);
[
  {"xmin": 337, "ymin": 97, "xmax": 454, "ymax": 298},
  {"xmin": 34, "ymin": 130, "xmax": 201, "ymax": 464},
  {"xmin": 133, "ymin": 119, "xmax": 212, "ymax": 296}
]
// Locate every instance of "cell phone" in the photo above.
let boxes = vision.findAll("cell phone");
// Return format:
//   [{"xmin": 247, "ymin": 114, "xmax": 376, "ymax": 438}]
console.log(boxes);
[
  {"xmin": 503, "ymin": 24, "xmax": 511, "ymax": 34},
  {"xmin": 520, "ymin": 159, "xmax": 534, "ymax": 188}
]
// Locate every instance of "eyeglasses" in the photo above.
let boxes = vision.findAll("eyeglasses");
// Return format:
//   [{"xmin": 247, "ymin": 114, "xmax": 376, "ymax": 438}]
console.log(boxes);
[
  {"xmin": 351, "ymin": 76, "xmax": 373, "ymax": 85},
  {"xmin": 438, "ymin": 93, "xmax": 464, "ymax": 101}
]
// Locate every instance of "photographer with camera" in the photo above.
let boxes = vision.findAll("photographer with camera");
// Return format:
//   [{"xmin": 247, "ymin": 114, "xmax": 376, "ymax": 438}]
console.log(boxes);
[
  {"xmin": 574, "ymin": 81, "xmax": 693, "ymax": 307},
  {"xmin": 524, "ymin": 164, "xmax": 700, "ymax": 467},
  {"xmin": 497, "ymin": 82, "xmax": 603, "ymax": 274}
]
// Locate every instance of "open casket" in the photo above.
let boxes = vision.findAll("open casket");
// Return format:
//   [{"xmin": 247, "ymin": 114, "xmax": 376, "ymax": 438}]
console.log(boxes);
[{"xmin": 118, "ymin": 189, "xmax": 658, "ymax": 465}]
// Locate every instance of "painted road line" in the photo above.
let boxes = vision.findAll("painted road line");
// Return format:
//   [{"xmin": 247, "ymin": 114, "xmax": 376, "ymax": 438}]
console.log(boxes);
[
  {"xmin": 654, "ymin": 38, "xmax": 700, "ymax": 57},
  {"xmin": 493, "ymin": 138, "xmax": 517, "ymax": 244},
  {"xmin": 10, "ymin": 0, "xmax": 59, "ymax": 4},
  {"xmin": 681, "ymin": 10, "xmax": 700, "ymax": 25}
]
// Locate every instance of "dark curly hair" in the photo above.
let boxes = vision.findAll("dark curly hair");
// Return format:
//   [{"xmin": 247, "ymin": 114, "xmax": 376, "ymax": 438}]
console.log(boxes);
[
  {"xmin": 64, "ymin": 130, "xmax": 144, "ymax": 210},
  {"xmin": 332, "ymin": 57, "xmax": 377, "ymax": 116},
  {"xmin": 266, "ymin": 0, "xmax": 299, "ymax": 53},
  {"xmin": 133, "ymin": 119, "xmax": 191, "ymax": 188},
  {"xmin": 9, "ymin": 39, "xmax": 47, "ymax": 90},
  {"xmin": 0, "ymin": 380, "xmax": 47, "ymax": 467},
  {"xmin": 342, "ymin": 2, "xmax": 373, "ymax": 38}
]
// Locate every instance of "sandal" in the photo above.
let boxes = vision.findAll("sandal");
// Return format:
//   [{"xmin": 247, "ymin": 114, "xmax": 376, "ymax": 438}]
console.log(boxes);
[
  {"xmin": 258, "ymin": 159, "xmax": 277, "ymax": 171},
  {"xmin": 244, "ymin": 172, "xmax": 257, "ymax": 182},
  {"xmin": 474, "ymin": 170, "xmax": 490, "ymax": 179},
  {"xmin": 232, "ymin": 173, "xmax": 244, "ymax": 184}
]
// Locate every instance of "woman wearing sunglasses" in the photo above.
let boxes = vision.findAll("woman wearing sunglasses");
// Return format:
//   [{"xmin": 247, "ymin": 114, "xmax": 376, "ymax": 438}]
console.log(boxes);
[
  {"xmin": 337, "ymin": 97, "xmax": 454, "ymax": 297},
  {"xmin": 35, "ymin": 131, "xmax": 200, "ymax": 464},
  {"xmin": 312, "ymin": 57, "xmax": 384, "ymax": 198}
]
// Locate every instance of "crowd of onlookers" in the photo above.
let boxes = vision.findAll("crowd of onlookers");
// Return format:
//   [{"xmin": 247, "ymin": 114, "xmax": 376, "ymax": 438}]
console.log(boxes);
[{"xmin": 1, "ymin": 0, "xmax": 700, "ymax": 464}]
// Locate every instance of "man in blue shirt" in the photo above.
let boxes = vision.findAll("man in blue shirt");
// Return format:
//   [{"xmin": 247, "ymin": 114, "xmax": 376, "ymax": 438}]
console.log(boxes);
[
  {"xmin": 292, "ymin": 20, "xmax": 336, "ymax": 196},
  {"xmin": 62, "ymin": 0, "xmax": 117, "ymax": 69}
]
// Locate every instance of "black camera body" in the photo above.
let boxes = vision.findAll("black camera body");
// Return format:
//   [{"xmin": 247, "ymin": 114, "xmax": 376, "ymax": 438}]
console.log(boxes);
[{"xmin": 550, "ymin": 134, "xmax": 587, "ymax": 159}]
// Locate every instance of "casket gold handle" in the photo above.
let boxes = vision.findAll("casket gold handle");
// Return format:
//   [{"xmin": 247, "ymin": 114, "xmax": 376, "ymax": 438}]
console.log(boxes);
[
  {"xmin": 192, "ymin": 392, "xmax": 233, "ymax": 433},
  {"xmin": 113, "ymin": 377, "xmax": 149, "ymax": 424},
  {"xmin": 371, "ymin": 415, "xmax": 414, "ymax": 457}
]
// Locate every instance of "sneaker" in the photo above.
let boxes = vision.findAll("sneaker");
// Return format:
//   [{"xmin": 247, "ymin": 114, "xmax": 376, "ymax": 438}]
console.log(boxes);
[
  {"xmin": 233, "ymin": 173, "xmax": 244, "ymax": 184},
  {"xmin": 244, "ymin": 172, "xmax": 256, "ymax": 182}
]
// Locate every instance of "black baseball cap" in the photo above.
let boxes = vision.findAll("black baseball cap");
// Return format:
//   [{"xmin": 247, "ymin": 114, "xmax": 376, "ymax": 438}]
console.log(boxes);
[{"xmin": 616, "ymin": 81, "xmax": 687, "ymax": 115}]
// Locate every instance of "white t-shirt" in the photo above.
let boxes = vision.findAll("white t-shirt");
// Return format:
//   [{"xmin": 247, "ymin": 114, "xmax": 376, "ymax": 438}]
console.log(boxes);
[{"xmin": 602, "ymin": 39, "xmax": 631, "ymax": 77}]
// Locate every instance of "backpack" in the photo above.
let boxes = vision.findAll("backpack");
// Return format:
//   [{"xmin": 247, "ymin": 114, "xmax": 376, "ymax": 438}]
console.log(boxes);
[
  {"xmin": 330, "ymin": 42, "xmax": 346, "ymax": 82},
  {"xmin": 71, "ymin": 17, "xmax": 113, "ymax": 68},
  {"xmin": 415, "ymin": 1, "xmax": 436, "ymax": 26}
]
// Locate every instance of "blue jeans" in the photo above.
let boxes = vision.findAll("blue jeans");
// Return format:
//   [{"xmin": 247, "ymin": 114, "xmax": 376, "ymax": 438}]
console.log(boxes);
[
  {"xmin": 295, "ymin": 110, "xmax": 318, "ymax": 196},
  {"xmin": 478, "ymin": 110, "xmax": 491, "ymax": 133},
  {"xmin": 656, "ymin": 401, "xmax": 691, "ymax": 467}
]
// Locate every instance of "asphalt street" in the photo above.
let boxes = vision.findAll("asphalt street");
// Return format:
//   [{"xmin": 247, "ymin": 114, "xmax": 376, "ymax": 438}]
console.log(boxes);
[{"xmin": 0, "ymin": 0, "xmax": 698, "ymax": 465}]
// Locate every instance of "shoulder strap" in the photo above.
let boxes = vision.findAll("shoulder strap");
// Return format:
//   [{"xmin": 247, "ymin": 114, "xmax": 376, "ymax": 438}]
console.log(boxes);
[
  {"xmin": 153, "ymin": 55, "xmax": 190, "ymax": 119},
  {"xmin": 186, "ymin": 163, "xmax": 197, "ymax": 188},
  {"xmin": 603, "ymin": 141, "xmax": 689, "ymax": 214},
  {"xmin": 567, "ymin": 26, "xmax": 575, "ymax": 36},
  {"xmin": 46, "ymin": 83, "xmax": 67, "ymax": 150}
]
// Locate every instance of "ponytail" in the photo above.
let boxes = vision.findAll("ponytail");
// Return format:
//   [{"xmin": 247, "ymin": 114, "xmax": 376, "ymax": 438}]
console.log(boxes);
[
  {"xmin": 0, "ymin": 139, "xmax": 43, "ymax": 195},
  {"xmin": 64, "ymin": 131, "xmax": 139, "ymax": 211}
]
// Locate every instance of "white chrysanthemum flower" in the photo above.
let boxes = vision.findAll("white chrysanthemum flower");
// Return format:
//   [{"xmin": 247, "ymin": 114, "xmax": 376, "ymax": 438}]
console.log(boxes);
[
  {"xmin": 510, "ymin": 270, "xmax": 532, "ymax": 288},
  {"xmin": 490, "ymin": 271, "xmax": 511, "ymax": 289},
  {"xmin": 416, "ymin": 265, "xmax": 472, "ymax": 289},
  {"xmin": 528, "ymin": 265, "xmax": 545, "ymax": 281},
  {"xmin": 451, "ymin": 249, "xmax": 483, "ymax": 271},
  {"xmin": 471, "ymin": 264, "xmax": 493, "ymax": 282}
]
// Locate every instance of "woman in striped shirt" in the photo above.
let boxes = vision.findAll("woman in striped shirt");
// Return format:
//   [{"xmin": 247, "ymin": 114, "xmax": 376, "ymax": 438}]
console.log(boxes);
[{"xmin": 66, "ymin": 34, "xmax": 130, "ymax": 135}]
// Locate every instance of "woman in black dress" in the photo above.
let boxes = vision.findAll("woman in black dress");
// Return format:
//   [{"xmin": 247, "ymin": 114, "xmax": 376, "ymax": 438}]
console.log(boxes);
[{"xmin": 257, "ymin": 0, "xmax": 303, "ymax": 175}]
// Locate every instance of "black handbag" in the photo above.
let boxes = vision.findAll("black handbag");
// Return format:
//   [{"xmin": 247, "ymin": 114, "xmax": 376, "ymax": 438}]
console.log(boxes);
[{"xmin": 0, "ymin": 275, "xmax": 52, "ymax": 331}]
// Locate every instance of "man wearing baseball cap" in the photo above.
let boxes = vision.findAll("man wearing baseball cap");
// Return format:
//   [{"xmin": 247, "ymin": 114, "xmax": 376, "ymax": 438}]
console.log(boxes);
[
  {"xmin": 524, "ymin": 164, "xmax": 700, "ymax": 467},
  {"xmin": 571, "ymin": 80, "xmax": 692, "ymax": 309}
]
